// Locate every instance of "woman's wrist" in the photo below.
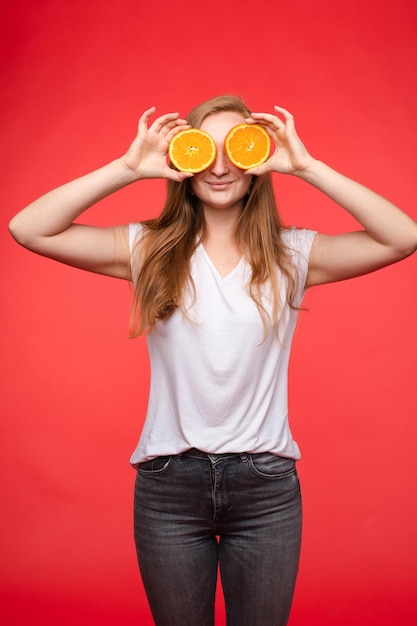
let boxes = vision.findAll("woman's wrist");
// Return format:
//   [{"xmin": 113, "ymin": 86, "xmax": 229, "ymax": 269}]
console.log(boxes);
[
  {"xmin": 112, "ymin": 157, "xmax": 142, "ymax": 186},
  {"xmin": 293, "ymin": 156, "xmax": 323, "ymax": 182}
]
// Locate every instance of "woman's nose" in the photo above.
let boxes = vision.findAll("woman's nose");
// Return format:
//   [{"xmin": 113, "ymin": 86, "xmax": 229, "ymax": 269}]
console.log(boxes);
[{"xmin": 210, "ymin": 149, "xmax": 230, "ymax": 176}]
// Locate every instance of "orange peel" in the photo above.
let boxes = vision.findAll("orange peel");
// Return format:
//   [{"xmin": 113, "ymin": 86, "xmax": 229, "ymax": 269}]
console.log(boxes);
[
  {"xmin": 225, "ymin": 123, "xmax": 271, "ymax": 170},
  {"xmin": 169, "ymin": 128, "xmax": 216, "ymax": 173}
]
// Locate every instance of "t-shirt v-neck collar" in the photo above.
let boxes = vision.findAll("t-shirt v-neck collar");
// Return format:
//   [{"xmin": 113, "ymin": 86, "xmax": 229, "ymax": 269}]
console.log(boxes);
[{"xmin": 199, "ymin": 244, "xmax": 245, "ymax": 282}]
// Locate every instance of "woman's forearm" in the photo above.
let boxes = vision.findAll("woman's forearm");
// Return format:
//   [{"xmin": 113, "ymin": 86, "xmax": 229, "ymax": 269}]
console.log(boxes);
[
  {"xmin": 8, "ymin": 158, "xmax": 137, "ymax": 245},
  {"xmin": 297, "ymin": 159, "xmax": 417, "ymax": 256}
]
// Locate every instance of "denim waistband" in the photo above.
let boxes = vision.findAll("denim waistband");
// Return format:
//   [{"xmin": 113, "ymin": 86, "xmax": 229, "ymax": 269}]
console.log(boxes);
[{"xmin": 181, "ymin": 448, "xmax": 248, "ymax": 463}]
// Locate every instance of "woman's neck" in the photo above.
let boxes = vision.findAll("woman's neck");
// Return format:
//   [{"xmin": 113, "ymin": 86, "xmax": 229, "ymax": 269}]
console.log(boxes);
[
  {"xmin": 202, "ymin": 204, "xmax": 241, "ymax": 244},
  {"xmin": 201, "ymin": 206, "xmax": 243, "ymax": 277}
]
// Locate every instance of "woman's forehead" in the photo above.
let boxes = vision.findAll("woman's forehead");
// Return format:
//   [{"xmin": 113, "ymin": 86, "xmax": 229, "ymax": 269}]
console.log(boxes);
[{"xmin": 200, "ymin": 111, "xmax": 246, "ymax": 138}]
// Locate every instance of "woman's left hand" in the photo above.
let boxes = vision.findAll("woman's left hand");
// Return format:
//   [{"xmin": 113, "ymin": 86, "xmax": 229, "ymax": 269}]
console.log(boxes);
[{"xmin": 245, "ymin": 106, "xmax": 314, "ymax": 176}]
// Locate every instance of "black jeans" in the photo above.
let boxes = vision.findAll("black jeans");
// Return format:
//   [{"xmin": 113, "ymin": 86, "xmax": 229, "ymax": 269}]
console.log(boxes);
[{"xmin": 134, "ymin": 450, "xmax": 302, "ymax": 625}]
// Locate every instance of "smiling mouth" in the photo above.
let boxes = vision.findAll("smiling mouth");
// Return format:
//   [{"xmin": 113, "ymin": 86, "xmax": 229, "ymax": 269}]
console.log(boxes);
[{"xmin": 207, "ymin": 181, "xmax": 233, "ymax": 187}]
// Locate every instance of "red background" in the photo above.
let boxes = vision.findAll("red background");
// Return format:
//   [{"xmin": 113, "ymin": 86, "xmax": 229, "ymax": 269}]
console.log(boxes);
[{"xmin": 1, "ymin": 0, "xmax": 417, "ymax": 624}]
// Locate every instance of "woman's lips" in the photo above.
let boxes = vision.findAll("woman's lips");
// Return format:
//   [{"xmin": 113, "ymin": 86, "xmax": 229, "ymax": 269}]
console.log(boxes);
[{"xmin": 206, "ymin": 181, "xmax": 233, "ymax": 189}]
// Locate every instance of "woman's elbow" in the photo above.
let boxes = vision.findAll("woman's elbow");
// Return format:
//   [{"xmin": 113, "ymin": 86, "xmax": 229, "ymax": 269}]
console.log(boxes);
[
  {"xmin": 8, "ymin": 215, "xmax": 23, "ymax": 243},
  {"xmin": 9, "ymin": 215, "xmax": 24, "ymax": 245},
  {"xmin": 8, "ymin": 214, "xmax": 36, "ymax": 249},
  {"xmin": 394, "ymin": 234, "xmax": 417, "ymax": 260}
]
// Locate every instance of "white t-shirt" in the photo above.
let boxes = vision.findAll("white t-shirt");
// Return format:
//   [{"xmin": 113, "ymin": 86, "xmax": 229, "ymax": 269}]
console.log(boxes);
[{"xmin": 129, "ymin": 223, "xmax": 316, "ymax": 465}]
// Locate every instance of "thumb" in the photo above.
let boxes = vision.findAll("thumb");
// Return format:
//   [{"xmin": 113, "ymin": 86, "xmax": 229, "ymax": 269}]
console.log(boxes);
[
  {"xmin": 244, "ymin": 163, "xmax": 270, "ymax": 177},
  {"xmin": 166, "ymin": 169, "xmax": 194, "ymax": 183}
]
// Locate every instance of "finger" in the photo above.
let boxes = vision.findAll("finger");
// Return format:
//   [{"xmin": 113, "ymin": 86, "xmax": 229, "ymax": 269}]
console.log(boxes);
[
  {"xmin": 165, "ymin": 123, "xmax": 191, "ymax": 144},
  {"xmin": 244, "ymin": 161, "xmax": 272, "ymax": 177},
  {"xmin": 160, "ymin": 118, "xmax": 190, "ymax": 136},
  {"xmin": 166, "ymin": 168, "xmax": 194, "ymax": 182},
  {"xmin": 152, "ymin": 112, "xmax": 185, "ymax": 133},
  {"xmin": 246, "ymin": 112, "xmax": 286, "ymax": 133},
  {"xmin": 274, "ymin": 106, "xmax": 296, "ymax": 130},
  {"xmin": 138, "ymin": 106, "xmax": 157, "ymax": 130},
  {"xmin": 248, "ymin": 111, "xmax": 284, "ymax": 124},
  {"xmin": 244, "ymin": 165, "xmax": 268, "ymax": 177},
  {"xmin": 273, "ymin": 105, "xmax": 294, "ymax": 120},
  {"xmin": 243, "ymin": 120, "xmax": 279, "ymax": 142}
]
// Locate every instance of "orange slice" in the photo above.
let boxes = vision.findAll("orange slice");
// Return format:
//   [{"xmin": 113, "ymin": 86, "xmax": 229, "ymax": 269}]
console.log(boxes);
[
  {"xmin": 225, "ymin": 124, "xmax": 271, "ymax": 170},
  {"xmin": 169, "ymin": 128, "xmax": 216, "ymax": 173}
]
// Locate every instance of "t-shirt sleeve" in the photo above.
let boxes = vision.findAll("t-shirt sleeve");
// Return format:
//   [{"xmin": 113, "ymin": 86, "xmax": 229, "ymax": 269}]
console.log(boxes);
[
  {"xmin": 128, "ymin": 222, "xmax": 143, "ymax": 285},
  {"xmin": 281, "ymin": 227, "xmax": 317, "ymax": 301}
]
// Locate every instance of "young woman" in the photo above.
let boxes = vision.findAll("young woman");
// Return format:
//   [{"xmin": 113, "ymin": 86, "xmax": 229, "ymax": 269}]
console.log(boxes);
[{"xmin": 9, "ymin": 95, "xmax": 417, "ymax": 626}]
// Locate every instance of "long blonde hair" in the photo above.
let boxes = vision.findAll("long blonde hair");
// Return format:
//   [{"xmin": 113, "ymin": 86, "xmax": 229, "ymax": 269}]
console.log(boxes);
[{"xmin": 130, "ymin": 94, "xmax": 298, "ymax": 337}]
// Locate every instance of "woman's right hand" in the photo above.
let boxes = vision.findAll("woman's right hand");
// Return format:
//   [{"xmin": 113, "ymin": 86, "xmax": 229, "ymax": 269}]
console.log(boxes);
[{"xmin": 120, "ymin": 107, "xmax": 192, "ymax": 182}]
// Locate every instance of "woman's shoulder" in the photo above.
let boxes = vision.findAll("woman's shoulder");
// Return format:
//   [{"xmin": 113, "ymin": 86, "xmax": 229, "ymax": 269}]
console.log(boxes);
[
  {"xmin": 280, "ymin": 227, "xmax": 317, "ymax": 275},
  {"xmin": 280, "ymin": 226, "xmax": 317, "ymax": 251},
  {"xmin": 128, "ymin": 222, "xmax": 145, "ymax": 252}
]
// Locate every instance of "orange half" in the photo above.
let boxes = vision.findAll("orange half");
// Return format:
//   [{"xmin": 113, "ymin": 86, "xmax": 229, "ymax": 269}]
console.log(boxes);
[
  {"xmin": 225, "ymin": 123, "xmax": 271, "ymax": 170},
  {"xmin": 169, "ymin": 128, "xmax": 216, "ymax": 173}
]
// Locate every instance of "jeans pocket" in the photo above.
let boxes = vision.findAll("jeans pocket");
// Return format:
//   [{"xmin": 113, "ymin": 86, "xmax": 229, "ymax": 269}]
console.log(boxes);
[
  {"xmin": 137, "ymin": 456, "xmax": 173, "ymax": 475},
  {"xmin": 247, "ymin": 453, "xmax": 296, "ymax": 480}
]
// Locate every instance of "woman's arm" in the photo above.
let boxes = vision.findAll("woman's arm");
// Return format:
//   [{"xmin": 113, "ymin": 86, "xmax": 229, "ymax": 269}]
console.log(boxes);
[
  {"xmin": 9, "ymin": 161, "xmax": 137, "ymax": 279},
  {"xmin": 296, "ymin": 160, "xmax": 417, "ymax": 287},
  {"xmin": 8, "ymin": 108, "xmax": 191, "ymax": 279},
  {"xmin": 247, "ymin": 106, "xmax": 417, "ymax": 287}
]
